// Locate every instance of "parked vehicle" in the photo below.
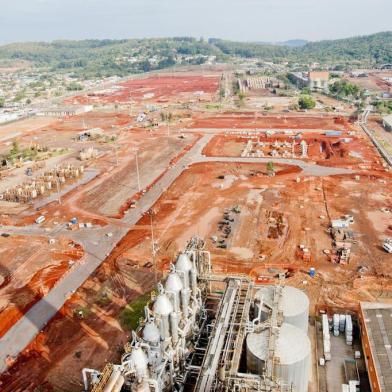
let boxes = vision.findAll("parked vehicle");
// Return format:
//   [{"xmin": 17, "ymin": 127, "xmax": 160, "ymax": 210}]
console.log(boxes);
[
  {"xmin": 383, "ymin": 242, "xmax": 392, "ymax": 253},
  {"xmin": 35, "ymin": 215, "xmax": 45, "ymax": 224}
]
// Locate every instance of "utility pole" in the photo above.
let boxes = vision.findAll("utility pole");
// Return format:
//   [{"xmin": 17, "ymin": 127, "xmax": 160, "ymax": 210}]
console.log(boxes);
[
  {"xmin": 113, "ymin": 145, "xmax": 118, "ymax": 166},
  {"xmin": 149, "ymin": 209, "xmax": 158, "ymax": 285},
  {"xmin": 55, "ymin": 176, "xmax": 61, "ymax": 205},
  {"xmin": 135, "ymin": 149, "xmax": 141, "ymax": 192}
]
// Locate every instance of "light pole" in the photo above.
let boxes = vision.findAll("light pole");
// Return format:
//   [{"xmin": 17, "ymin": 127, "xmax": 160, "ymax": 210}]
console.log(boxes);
[
  {"xmin": 55, "ymin": 176, "xmax": 61, "ymax": 205},
  {"xmin": 112, "ymin": 145, "xmax": 118, "ymax": 166},
  {"xmin": 148, "ymin": 209, "xmax": 158, "ymax": 285},
  {"xmin": 134, "ymin": 148, "xmax": 141, "ymax": 192}
]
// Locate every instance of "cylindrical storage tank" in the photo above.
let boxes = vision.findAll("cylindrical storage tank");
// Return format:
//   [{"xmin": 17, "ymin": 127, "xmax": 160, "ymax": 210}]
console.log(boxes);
[
  {"xmin": 103, "ymin": 370, "xmax": 121, "ymax": 392},
  {"xmin": 345, "ymin": 315, "xmax": 353, "ymax": 333},
  {"xmin": 333, "ymin": 314, "xmax": 339, "ymax": 328},
  {"xmin": 254, "ymin": 286, "xmax": 309, "ymax": 332},
  {"xmin": 142, "ymin": 320, "xmax": 160, "ymax": 346},
  {"xmin": 132, "ymin": 380, "xmax": 151, "ymax": 392},
  {"xmin": 190, "ymin": 267, "xmax": 198, "ymax": 296},
  {"xmin": 112, "ymin": 375, "xmax": 125, "ymax": 392},
  {"xmin": 175, "ymin": 253, "xmax": 192, "ymax": 289},
  {"xmin": 170, "ymin": 312, "xmax": 179, "ymax": 344},
  {"xmin": 165, "ymin": 270, "xmax": 183, "ymax": 312},
  {"xmin": 339, "ymin": 314, "xmax": 346, "ymax": 332},
  {"xmin": 153, "ymin": 293, "xmax": 173, "ymax": 340},
  {"xmin": 130, "ymin": 346, "xmax": 149, "ymax": 381},
  {"xmin": 246, "ymin": 323, "xmax": 311, "ymax": 392},
  {"xmin": 181, "ymin": 288, "xmax": 190, "ymax": 319}
]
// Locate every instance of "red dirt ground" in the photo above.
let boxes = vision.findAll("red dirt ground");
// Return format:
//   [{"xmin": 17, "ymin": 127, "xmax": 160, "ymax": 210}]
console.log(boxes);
[
  {"xmin": 190, "ymin": 113, "xmax": 354, "ymax": 130},
  {"xmin": 202, "ymin": 132, "xmax": 386, "ymax": 171},
  {"xmin": 0, "ymin": 238, "xmax": 84, "ymax": 338},
  {"xmin": 65, "ymin": 76, "xmax": 220, "ymax": 105}
]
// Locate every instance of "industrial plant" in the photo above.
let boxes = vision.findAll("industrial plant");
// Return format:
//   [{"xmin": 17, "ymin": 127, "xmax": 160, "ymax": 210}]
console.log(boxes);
[{"xmin": 82, "ymin": 238, "xmax": 311, "ymax": 392}]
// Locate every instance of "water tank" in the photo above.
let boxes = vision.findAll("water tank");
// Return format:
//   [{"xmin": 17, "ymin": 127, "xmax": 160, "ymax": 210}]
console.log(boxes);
[
  {"xmin": 254, "ymin": 286, "xmax": 309, "ymax": 332},
  {"xmin": 142, "ymin": 320, "xmax": 160, "ymax": 345},
  {"xmin": 130, "ymin": 346, "xmax": 149, "ymax": 379},
  {"xmin": 153, "ymin": 292, "xmax": 173, "ymax": 317},
  {"xmin": 246, "ymin": 323, "xmax": 310, "ymax": 392},
  {"xmin": 165, "ymin": 270, "xmax": 183, "ymax": 311},
  {"xmin": 175, "ymin": 253, "xmax": 192, "ymax": 288},
  {"xmin": 153, "ymin": 292, "xmax": 173, "ymax": 339}
]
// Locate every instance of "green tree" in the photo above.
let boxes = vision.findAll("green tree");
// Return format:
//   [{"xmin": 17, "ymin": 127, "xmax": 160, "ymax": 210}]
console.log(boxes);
[
  {"xmin": 14, "ymin": 91, "xmax": 26, "ymax": 102},
  {"xmin": 0, "ymin": 97, "xmax": 5, "ymax": 108},
  {"xmin": 10, "ymin": 141, "xmax": 20, "ymax": 155},
  {"xmin": 298, "ymin": 95, "xmax": 316, "ymax": 109},
  {"xmin": 66, "ymin": 82, "xmax": 83, "ymax": 91},
  {"xmin": 266, "ymin": 161, "xmax": 275, "ymax": 176},
  {"xmin": 329, "ymin": 80, "xmax": 360, "ymax": 98}
]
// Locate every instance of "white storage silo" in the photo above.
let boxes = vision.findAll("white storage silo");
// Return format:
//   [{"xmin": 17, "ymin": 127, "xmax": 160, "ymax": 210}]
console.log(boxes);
[
  {"xmin": 175, "ymin": 253, "xmax": 192, "ymax": 289},
  {"xmin": 153, "ymin": 291, "xmax": 173, "ymax": 340},
  {"xmin": 246, "ymin": 323, "xmax": 311, "ymax": 392},
  {"xmin": 165, "ymin": 268, "xmax": 183, "ymax": 312},
  {"xmin": 142, "ymin": 319, "xmax": 160, "ymax": 346},
  {"xmin": 254, "ymin": 286, "xmax": 309, "ymax": 332}
]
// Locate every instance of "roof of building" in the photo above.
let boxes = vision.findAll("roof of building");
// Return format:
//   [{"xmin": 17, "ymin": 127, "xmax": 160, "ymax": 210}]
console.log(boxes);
[
  {"xmin": 383, "ymin": 114, "xmax": 392, "ymax": 127},
  {"xmin": 309, "ymin": 71, "xmax": 329, "ymax": 79},
  {"xmin": 361, "ymin": 302, "xmax": 392, "ymax": 391}
]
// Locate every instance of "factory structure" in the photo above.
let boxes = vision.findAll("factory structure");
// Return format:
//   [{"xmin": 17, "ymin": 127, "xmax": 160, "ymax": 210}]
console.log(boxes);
[
  {"xmin": 1, "ymin": 164, "xmax": 84, "ymax": 203},
  {"xmin": 358, "ymin": 302, "xmax": 392, "ymax": 392},
  {"xmin": 289, "ymin": 72, "xmax": 330, "ymax": 92},
  {"xmin": 82, "ymin": 238, "xmax": 311, "ymax": 392},
  {"xmin": 37, "ymin": 105, "xmax": 93, "ymax": 117}
]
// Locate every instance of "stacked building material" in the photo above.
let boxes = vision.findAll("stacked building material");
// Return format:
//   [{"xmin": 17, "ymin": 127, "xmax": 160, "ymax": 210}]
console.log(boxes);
[
  {"xmin": 333, "ymin": 313, "xmax": 340, "ymax": 336},
  {"xmin": 322, "ymin": 314, "xmax": 331, "ymax": 360},
  {"xmin": 345, "ymin": 315, "xmax": 353, "ymax": 346}
]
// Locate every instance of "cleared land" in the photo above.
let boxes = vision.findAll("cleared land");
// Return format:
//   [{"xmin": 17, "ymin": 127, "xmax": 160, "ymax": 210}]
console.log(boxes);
[
  {"xmin": 65, "ymin": 75, "xmax": 220, "ymax": 105},
  {"xmin": 0, "ymin": 235, "xmax": 83, "ymax": 338},
  {"xmin": 189, "ymin": 113, "xmax": 353, "ymax": 130},
  {"xmin": 0, "ymin": 71, "xmax": 391, "ymax": 391}
]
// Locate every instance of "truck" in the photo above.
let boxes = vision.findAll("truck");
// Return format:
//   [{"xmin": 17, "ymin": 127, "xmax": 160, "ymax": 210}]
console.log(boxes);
[{"xmin": 383, "ymin": 241, "xmax": 392, "ymax": 254}]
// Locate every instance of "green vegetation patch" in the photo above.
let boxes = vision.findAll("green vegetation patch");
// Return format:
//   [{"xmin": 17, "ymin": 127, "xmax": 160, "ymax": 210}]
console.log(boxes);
[
  {"xmin": 373, "ymin": 100, "xmax": 392, "ymax": 114},
  {"xmin": 119, "ymin": 292, "xmax": 151, "ymax": 331},
  {"xmin": 298, "ymin": 95, "xmax": 316, "ymax": 109},
  {"xmin": 73, "ymin": 306, "xmax": 94, "ymax": 319}
]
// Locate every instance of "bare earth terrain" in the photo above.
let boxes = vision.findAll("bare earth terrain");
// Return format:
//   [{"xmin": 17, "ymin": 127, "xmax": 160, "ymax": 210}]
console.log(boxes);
[{"xmin": 0, "ymin": 69, "xmax": 391, "ymax": 391}]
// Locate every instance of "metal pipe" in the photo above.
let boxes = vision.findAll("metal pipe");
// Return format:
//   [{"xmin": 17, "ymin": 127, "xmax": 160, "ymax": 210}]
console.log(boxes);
[
  {"xmin": 82, "ymin": 368, "xmax": 100, "ymax": 391},
  {"xmin": 170, "ymin": 312, "xmax": 179, "ymax": 344},
  {"xmin": 111, "ymin": 375, "xmax": 125, "ymax": 392},
  {"xmin": 102, "ymin": 370, "xmax": 121, "ymax": 392}
]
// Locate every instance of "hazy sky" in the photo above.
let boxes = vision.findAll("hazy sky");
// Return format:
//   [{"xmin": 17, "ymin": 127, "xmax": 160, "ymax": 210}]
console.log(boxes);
[{"xmin": 0, "ymin": 0, "xmax": 391, "ymax": 45}]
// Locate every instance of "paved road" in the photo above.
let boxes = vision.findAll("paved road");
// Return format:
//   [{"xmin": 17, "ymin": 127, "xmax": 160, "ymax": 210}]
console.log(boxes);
[
  {"xmin": 0, "ymin": 133, "xmax": 355, "ymax": 372},
  {"xmin": 359, "ymin": 122, "xmax": 392, "ymax": 167}
]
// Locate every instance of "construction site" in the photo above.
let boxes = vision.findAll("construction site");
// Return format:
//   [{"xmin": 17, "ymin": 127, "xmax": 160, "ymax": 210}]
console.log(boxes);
[{"xmin": 0, "ymin": 68, "xmax": 391, "ymax": 392}]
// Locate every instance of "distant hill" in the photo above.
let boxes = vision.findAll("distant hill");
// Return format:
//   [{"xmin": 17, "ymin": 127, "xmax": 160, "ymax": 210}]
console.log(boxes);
[
  {"xmin": 211, "ymin": 31, "xmax": 392, "ymax": 65},
  {"xmin": 253, "ymin": 39, "xmax": 308, "ymax": 47},
  {"xmin": 0, "ymin": 32, "xmax": 390, "ymax": 77},
  {"xmin": 281, "ymin": 39, "xmax": 308, "ymax": 47}
]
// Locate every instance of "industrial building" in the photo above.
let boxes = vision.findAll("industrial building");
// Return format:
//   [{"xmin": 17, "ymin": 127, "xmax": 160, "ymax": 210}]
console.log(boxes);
[
  {"xmin": 308, "ymin": 72, "xmax": 329, "ymax": 92},
  {"xmin": 289, "ymin": 71, "xmax": 329, "ymax": 92},
  {"xmin": 359, "ymin": 302, "xmax": 392, "ymax": 392},
  {"xmin": 37, "ymin": 105, "xmax": 93, "ymax": 117},
  {"xmin": 82, "ymin": 238, "xmax": 311, "ymax": 392}
]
